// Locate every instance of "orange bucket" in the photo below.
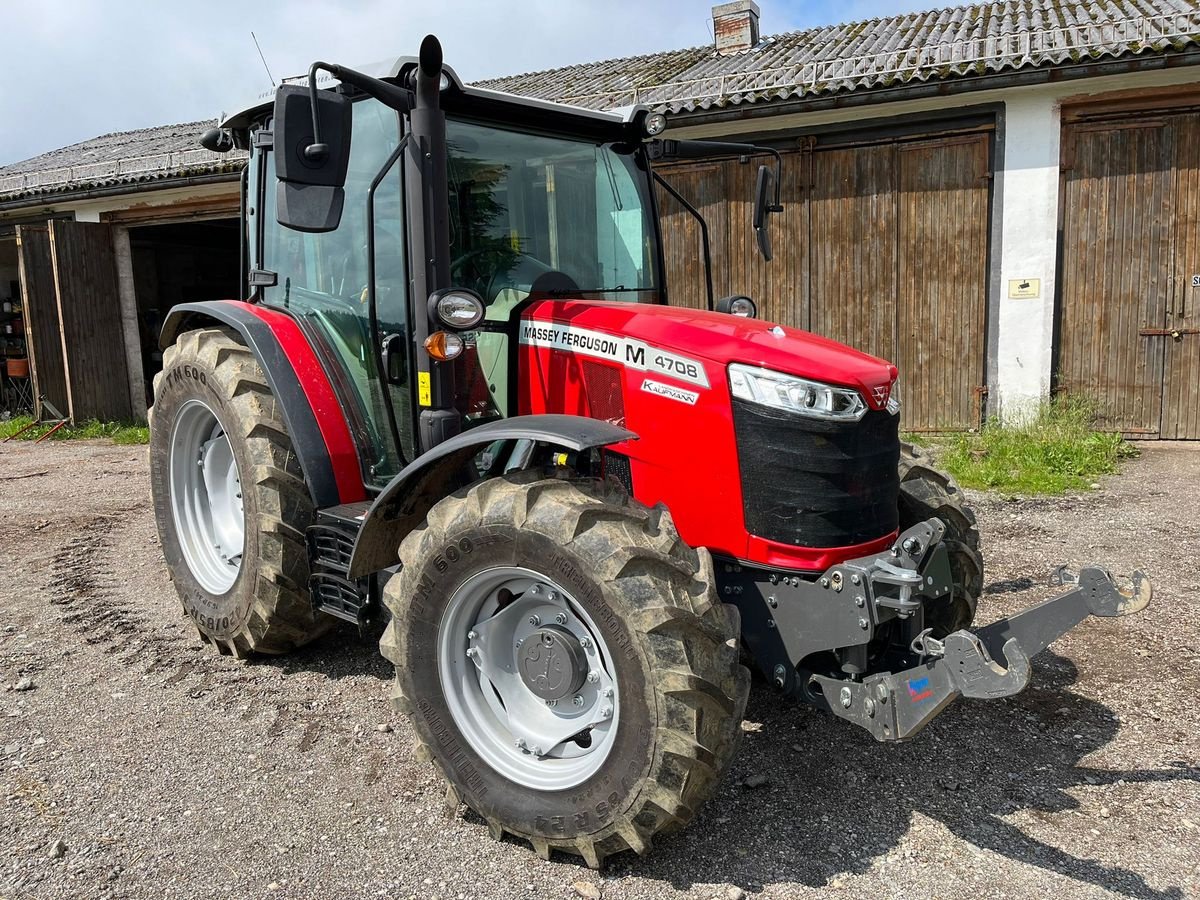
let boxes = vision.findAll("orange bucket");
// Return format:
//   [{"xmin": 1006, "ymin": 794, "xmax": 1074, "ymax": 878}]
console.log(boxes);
[{"xmin": 6, "ymin": 357, "xmax": 29, "ymax": 378}]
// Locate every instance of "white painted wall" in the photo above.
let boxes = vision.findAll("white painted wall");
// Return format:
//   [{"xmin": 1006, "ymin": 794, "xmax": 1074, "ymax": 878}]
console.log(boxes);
[
  {"xmin": 670, "ymin": 66, "xmax": 1200, "ymax": 422},
  {"xmin": 994, "ymin": 92, "xmax": 1060, "ymax": 421}
]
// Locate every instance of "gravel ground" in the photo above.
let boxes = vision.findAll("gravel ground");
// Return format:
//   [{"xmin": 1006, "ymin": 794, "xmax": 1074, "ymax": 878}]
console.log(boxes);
[{"xmin": 1, "ymin": 440, "xmax": 1197, "ymax": 900}]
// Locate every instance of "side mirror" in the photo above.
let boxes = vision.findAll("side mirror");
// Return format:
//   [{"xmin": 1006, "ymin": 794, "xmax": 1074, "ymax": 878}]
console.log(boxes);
[
  {"xmin": 753, "ymin": 164, "xmax": 776, "ymax": 262},
  {"xmin": 274, "ymin": 83, "xmax": 352, "ymax": 233}
]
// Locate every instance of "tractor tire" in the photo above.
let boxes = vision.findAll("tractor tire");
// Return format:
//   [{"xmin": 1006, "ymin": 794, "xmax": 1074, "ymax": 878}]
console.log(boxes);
[
  {"xmin": 898, "ymin": 443, "xmax": 983, "ymax": 636},
  {"xmin": 380, "ymin": 473, "xmax": 750, "ymax": 867},
  {"xmin": 149, "ymin": 326, "xmax": 332, "ymax": 657}
]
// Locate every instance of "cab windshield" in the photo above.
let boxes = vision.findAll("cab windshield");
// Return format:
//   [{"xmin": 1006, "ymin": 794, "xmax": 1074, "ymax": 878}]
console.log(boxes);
[{"xmin": 446, "ymin": 119, "xmax": 660, "ymax": 307}]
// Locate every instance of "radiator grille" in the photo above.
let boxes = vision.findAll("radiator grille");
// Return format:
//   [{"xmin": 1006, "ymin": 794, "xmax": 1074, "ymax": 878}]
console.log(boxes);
[{"xmin": 732, "ymin": 401, "xmax": 899, "ymax": 549}]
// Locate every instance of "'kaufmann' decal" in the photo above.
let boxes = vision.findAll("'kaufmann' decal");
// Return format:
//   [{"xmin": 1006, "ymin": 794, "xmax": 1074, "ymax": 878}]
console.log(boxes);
[
  {"xmin": 519, "ymin": 322, "xmax": 710, "ymax": 388},
  {"xmin": 640, "ymin": 379, "xmax": 699, "ymax": 405}
]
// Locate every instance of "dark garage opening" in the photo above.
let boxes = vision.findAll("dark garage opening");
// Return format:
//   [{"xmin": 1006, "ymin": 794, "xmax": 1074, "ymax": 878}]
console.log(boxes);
[{"xmin": 129, "ymin": 219, "xmax": 241, "ymax": 402}]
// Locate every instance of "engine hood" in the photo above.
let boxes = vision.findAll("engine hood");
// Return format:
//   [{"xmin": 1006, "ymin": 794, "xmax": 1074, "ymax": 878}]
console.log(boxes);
[{"xmin": 521, "ymin": 299, "xmax": 898, "ymax": 410}]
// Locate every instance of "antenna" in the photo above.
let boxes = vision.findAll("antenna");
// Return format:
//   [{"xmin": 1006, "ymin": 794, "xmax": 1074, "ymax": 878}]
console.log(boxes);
[{"xmin": 251, "ymin": 31, "xmax": 276, "ymax": 86}]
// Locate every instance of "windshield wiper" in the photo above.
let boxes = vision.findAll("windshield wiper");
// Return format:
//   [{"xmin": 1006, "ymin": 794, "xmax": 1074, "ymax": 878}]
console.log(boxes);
[{"xmin": 543, "ymin": 285, "xmax": 658, "ymax": 297}]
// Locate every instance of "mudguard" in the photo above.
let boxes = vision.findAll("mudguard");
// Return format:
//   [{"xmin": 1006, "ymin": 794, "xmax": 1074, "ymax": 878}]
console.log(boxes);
[
  {"xmin": 347, "ymin": 414, "xmax": 636, "ymax": 578},
  {"xmin": 160, "ymin": 300, "xmax": 366, "ymax": 508}
]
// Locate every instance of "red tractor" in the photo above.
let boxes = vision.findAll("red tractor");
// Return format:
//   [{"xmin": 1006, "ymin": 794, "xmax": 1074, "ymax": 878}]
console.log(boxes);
[{"xmin": 150, "ymin": 36, "xmax": 1151, "ymax": 866}]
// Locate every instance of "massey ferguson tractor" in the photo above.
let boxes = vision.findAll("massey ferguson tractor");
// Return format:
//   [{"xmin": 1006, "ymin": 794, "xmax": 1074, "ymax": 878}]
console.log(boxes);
[{"xmin": 149, "ymin": 35, "xmax": 1151, "ymax": 867}]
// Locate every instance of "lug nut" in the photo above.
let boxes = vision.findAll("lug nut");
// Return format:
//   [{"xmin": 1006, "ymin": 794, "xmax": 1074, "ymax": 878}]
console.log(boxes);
[
  {"xmin": 515, "ymin": 737, "xmax": 526, "ymax": 749},
  {"xmin": 530, "ymin": 585, "xmax": 541, "ymax": 595},
  {"xmin": 528, "ymin": 615, "xmax": 540, "ymax": 627},
  {"xmin": 855, "ymin": 596, "xmax": 865, "ymax": 608},
  {"xmin": 858, "ymin": 617, "xmax": 869, "ymax": 629},
  {"xmin": 600, "ymin": 706, "xmax": 613, "ymax": 719},
  {"xmin": 864, "ymin": 697, "xmax": 876, "ymax": 718},
  {"xmin": 514, "ymin": 639, "xmax": 523, "ymax": 649},
  {"xmin": 467, "ymin": 630, "xmax": 478, "ymax": 640},
  {"xmin": 580, "ymin": 637, "xmax": 593, "ymax": 650},
  {"xmin": 602, "ymin": 687, "xmax": 613, "ymax": 699},
  {"xmin": 850, "ymin": 573, "xmax": 862, "ymax": 585},
  {"xmin": 587, "ymin": 671, "xmax": 600, "ymax": 684},
  {"xmin": 547, "ymin": 591, "xmax": 558, "ymax": 602},
  {"xmin": 572, "ymin": 695, "xmax": 585, "ymax": 707},
  {"xmin": 532, "ymin": 746, "xmax": 543, "ymax": 756},
  {"xmin": 876, "ymin": 683, "xmax": 889, "ymax": 702},
  {"xmin": 839, "ymin": 686, "xmax": 853, "ymax": 709},
  {"xmin": 546, "ymin": 699, "xmax": 558, "ymax": 708},
  {"xmin": 554, "ymin": 612, "xmax": 567, "ymax": 625},
  {"xmin": 466, "ymin": 647, "xmax": 479, "ymax": 659}
]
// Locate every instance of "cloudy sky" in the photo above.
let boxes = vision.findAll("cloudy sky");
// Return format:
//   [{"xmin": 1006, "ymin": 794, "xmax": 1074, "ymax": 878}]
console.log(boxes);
[{"xmin": 1, "ymin": 0, "xmax": 928, "ymax": 167}]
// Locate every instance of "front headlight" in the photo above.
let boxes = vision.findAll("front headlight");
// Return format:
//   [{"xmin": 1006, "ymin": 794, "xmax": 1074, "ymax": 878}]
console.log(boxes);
[{"xmin": 728, "ymin": 364, "xmax": 867, "ymax": 421}]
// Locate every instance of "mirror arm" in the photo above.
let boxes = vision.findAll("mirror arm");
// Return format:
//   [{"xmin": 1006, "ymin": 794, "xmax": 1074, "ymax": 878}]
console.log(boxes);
[
  {"xmin": 653, "ymin": 172, "xmax": 714, "ymax": 311},
  {"xmin": 304, "ymin": 60, "xmax": 415, "ymax": 162},
  {"xmin": 305, "ymin": 62, "xmax": 334, "ymax": 162}
]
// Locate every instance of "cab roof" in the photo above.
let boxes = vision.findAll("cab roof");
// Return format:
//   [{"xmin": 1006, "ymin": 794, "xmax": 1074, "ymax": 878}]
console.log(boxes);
[{"xmin": 220, "ymin": 57, "xmax": 648, "ymax": 143}]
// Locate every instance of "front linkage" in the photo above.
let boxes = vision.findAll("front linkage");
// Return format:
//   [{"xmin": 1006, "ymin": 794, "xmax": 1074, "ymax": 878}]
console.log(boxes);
[{"xmin": 718, "ymin": 521, "xmax": 1152, "ymax": 741}]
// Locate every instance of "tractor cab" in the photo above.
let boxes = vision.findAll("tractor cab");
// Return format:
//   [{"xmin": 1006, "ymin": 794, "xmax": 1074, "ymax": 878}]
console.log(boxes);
[{"xmin": 221, "ymin": 57, "xmax": 677, "ymax": 488}]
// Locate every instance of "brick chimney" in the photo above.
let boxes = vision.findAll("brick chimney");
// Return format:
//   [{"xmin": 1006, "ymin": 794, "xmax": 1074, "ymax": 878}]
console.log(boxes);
[{"xmin": 713, "ymin": 1, "xmax": 761, "ymax": 55}]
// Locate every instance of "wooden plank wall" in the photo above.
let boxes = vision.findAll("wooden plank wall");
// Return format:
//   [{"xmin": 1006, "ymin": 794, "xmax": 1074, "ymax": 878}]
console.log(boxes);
[
  {"xmin": 1059, "ymin": 121, "xmax": 1173, "ymax": 436},
  {"xmin": 15, "ymin": 224, "xmax": 69, "ymax": 420},
  {"xmin": 655, "ymin": 130, "xmax": 992, "ymax": 431},
  {"xmin": 1162, "ymin": 113, "xmax": 1200, "ymax": 439},
  {"xmin": 896, "ymin": 136, "xmax": 990, "ymax": 431},
  {"xmin": 48, "ymin": 219, "xmax": 132, "ymax": 422}
]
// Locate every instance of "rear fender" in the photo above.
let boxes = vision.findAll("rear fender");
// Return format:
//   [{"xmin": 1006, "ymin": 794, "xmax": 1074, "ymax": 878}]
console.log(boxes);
[
  {"xmin": 160, "ymin": 300, "xmax": 365, "ymax": 508},
  {"xmin": 347, "ymin": 415, "xmax": 636, "ymax": 578}
]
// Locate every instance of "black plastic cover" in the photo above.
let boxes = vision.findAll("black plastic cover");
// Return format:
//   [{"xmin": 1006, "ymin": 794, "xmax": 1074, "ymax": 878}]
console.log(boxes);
[{"xmin": 732, "ymin": 402, "xmax": 899, "ymax": 550}]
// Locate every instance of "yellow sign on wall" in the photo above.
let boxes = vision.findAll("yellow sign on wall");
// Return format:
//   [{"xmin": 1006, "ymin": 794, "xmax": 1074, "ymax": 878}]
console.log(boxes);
[
  {"xmin": 1008, "ymin": 278, "xmax": 1041, "ymax": 299},
  {"xmin": 417, "ymin": 371, "xmax": 432, "ymax": 407}
]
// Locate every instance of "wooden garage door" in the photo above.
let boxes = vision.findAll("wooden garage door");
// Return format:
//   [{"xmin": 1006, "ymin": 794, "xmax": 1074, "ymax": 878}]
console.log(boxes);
[
  {"xmin": 1059, "ymin": 110, "xmax": 1200, "ymax": 438},
  {"xmin": 656, "ymin": 130, "xmax": 991, "ymax": 430}
]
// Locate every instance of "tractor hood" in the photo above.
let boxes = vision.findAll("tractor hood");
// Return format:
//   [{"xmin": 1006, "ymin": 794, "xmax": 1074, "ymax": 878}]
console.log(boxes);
[{"xmin": 520, "ymin": 299, "xmax": 898, "ymax": 411}]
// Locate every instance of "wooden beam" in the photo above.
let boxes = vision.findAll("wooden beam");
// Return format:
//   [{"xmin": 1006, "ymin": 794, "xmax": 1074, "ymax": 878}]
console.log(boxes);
[{"xmin": 113, "ymin": 226, "xmax": 148, "ymax": 419}]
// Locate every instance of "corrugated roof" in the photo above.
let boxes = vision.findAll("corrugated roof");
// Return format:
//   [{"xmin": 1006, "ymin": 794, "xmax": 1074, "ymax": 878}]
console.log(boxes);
[
  {"xmin": 0, "ymin": 120, "xmax": 246, "ymax": 205},
  {"xmin": 479, "ymin": 0, "xmax": 1200, "ymax": 113}
]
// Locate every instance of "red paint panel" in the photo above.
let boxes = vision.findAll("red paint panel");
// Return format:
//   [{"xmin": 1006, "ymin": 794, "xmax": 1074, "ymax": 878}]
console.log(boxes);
[
  {"xmin": 517, "ymin": 300, "xmax": 899, "ymax": 569},
  {"xmin": 230, "ymin": 301, "xmax": 367, "ymax": 503}
]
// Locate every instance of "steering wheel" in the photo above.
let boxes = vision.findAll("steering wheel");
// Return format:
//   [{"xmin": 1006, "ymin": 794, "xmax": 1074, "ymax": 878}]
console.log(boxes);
[{"xmin": 451, "ymin": 249, "xmax": 558, "ymax": 305}]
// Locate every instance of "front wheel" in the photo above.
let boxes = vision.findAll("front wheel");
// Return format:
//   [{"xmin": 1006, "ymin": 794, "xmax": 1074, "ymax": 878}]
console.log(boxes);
[
  {"xmin": 149, "ymin": 326, "xmax": 331, "ymax": 656},
  {"xmin": 381, "ymin": 474, "xmax": 749, "ymax": 867},
  {"xmin": 898, "ymin": 443, "xmax": 983, "ymax": 635}
]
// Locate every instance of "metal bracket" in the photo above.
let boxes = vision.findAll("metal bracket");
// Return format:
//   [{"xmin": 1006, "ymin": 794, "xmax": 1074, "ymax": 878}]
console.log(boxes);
[{"xmin": 809, "ymin": 566, "xmax": 1151, "ymax": 742}]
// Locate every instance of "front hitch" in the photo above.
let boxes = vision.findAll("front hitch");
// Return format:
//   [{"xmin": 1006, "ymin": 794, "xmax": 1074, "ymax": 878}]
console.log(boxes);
[{"xmin": 807, "ymin": 567, "xmax": 1152, "ymax": 741}]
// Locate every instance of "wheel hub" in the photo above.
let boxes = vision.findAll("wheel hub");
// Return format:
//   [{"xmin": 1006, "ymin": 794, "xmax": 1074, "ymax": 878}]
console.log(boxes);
[
  {"xmin": 518, "ymin": 625, "xmax": 588, "ymax": 701},
  {"xmin": 168, "ymin": 398, "xmax": 244, "ymax": 596},
  {"xmin": 437, "ymin": 567, "xmax": 620, "ymax": 791}
]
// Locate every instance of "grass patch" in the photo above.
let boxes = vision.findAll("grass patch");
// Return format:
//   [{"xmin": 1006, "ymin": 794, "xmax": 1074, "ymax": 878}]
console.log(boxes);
[
  {"xmin": 938, "ymin": 397, "xmax": 1135, "ymax": 495},
  {"xmin": 0, "ymin": 415, "xmax": 149, "ymax": 445}
]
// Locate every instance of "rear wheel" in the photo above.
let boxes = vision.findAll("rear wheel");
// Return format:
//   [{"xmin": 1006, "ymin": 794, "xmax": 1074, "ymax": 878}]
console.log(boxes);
[
  {"xmin": 381, "ymin": 474, "xmax": 749, "ymax": 866},
  {"xmin": 149, "ymin": 326, "xmax": 331, "ymax": 656},
  {"xmin": 898, "ymin": 443, "xmax": 983, "ymax": 636}
]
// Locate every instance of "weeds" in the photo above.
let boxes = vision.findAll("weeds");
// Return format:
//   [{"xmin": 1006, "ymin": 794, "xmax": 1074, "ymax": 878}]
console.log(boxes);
[
  {"xmin": 937, "ymin": 397, "xmax": 1135, "ymax": 495},
  {"xmin": 0, "ymin": 415, "xmax": 149, "ymax": 445}
]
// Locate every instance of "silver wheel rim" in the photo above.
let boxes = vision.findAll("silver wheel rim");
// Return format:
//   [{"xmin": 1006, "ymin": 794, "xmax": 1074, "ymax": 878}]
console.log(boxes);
[
  {"xmin": 438, "ymin": 566, "xmax": 620, "ymax": 792},
  {"xmin": 169, "ymin": 398, "xmax": 244, "ymax": 595}
]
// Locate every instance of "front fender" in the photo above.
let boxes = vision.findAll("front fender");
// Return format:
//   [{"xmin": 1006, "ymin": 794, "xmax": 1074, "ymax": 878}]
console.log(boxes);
[{"xmin": 347, "ymin": 414, "xmax": 636, "ymax": 578}]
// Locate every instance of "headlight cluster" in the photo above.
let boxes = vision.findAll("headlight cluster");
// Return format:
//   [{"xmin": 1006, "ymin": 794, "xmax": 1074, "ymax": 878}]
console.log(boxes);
[{"xmin": 728, "ymin": 364, "xmax": 867, "ymax": 421}]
